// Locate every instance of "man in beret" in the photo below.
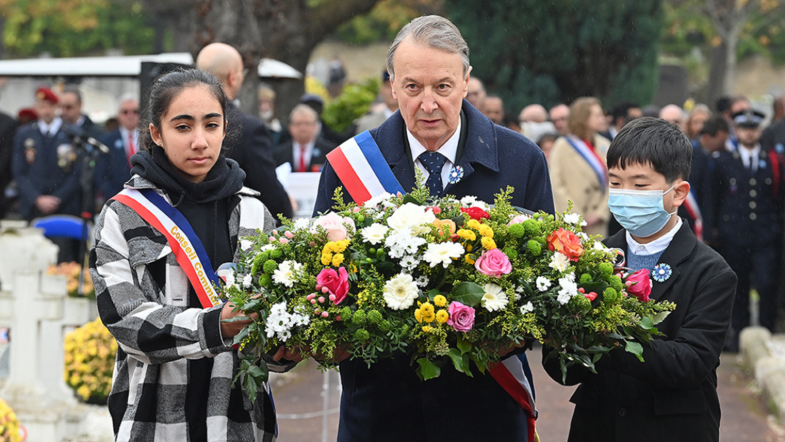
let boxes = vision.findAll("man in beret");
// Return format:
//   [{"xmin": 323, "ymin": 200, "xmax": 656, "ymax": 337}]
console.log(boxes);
[
  {"xmin": 11, "ymin": 87, "xmax": 82, "ymax": 262},
  {"xmin": 704, "ymin": 108, "xmax": 785, "ymax": 351}
]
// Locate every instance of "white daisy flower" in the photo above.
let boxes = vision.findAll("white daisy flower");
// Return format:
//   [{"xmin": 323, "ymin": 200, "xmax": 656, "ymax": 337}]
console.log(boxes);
[
  {"xmin": 593, "ymin": 241, "xmax": 607, "ymax": 252},
  {"xmin": 272, "ymin": 260, "xmax": 302, "ymax": 287},
  {"xmin": 361, "ymin": 223, "xmax": 389, "ymax": 245},
  {"xmin": 520, "ymin": 302, "xmax": 534, "ymax": 314},
  {"xmin": 563, "ymin": 213, "xmax": 587, "ymax": 226},
  {"xmin": 400, "ymin": 255, "xmax": 420, "ymax": 270},
  {"xmin": 364, "ymin": 192, "xmax": 394, "ymax": 208},
  {"xmin": 415, "ymin": 275, "xmax": 430, "ymax": 287},
  {"xmin": 482, "ymin": 283, "xmax": 509, "ymax": 311},
  {"xmin": 422, "ymin": 242, "xmax": 465, "ymax": 268},
  {"xmin": 242, "ymin": 274, "xmax": 253, "ymax": 288},
  {"xmin": 536, "ymin": 276, "xmax": 552, "ymax": 292},
  {"xmin": 383, "ymin": 273, "xmax": 420, "ymax": 310},
  {"xmin": 385, "ymin": 228, "xmax": 426, "ymax": 258},
  {"xmin": 556, "ymin": 276, "xmax": 578, "ymax": 305},
  {"xmin": 514, "ymin": 285, "xmax": 524, "ymax": 301},
  {"xmin": 549, "ymin": 252, "xmax": 571, "ymax": 272}
]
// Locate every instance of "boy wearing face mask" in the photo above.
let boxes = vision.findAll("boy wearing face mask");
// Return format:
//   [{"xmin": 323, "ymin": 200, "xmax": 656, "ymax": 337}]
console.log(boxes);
[
  {"xmin": 543, "ymin": 117, "xmax": 736, "ymax": 442},
  {"xmin": 703, "ymin": 109, "xmax": 785, "ymax": 351}
]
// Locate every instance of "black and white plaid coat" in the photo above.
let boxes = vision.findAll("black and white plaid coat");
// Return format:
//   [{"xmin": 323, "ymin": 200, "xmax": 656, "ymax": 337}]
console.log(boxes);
[{"xmin": 90, "ymin": 175, "xmax": 292, "ymax": 442}]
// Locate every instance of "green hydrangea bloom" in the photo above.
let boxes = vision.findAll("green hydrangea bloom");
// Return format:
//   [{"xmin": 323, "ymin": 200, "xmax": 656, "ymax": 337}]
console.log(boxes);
[
  {"xmin": 527, "ymin": 240, "xmax": 541, "ymax": 255},
  {"xmin": 340, "ymin": 307, "xmax": 353, "ymax": 322},
  {"xmin": 580, "ymin": 273, "xmax": 593, "ymax": 284},
  {"xmin": 522, "ymin": 219, "xmax": 541, "ymax": 236},
  {"xmin": 378, "ymin": 320, "xmax": 391, "ymax": 332},
  {"xmin": 508, "ymin": 223, "xmax": 526, "ymax": 238},
  {"xmin": 263, "ymin": 260, "xmax": 278, "ymax": 274},
  {"xmin": 599, "ymin": 262, "xmax": 614, "ymax": 277},
  {"xmin": 353, "ymin": 309, "xmax": 367, "ymax": 326},
  {"xmin": 270, "ymin": 249, "xmax": 283, "ymax": 259},
  {"xmin": 504, "ymin": 248, "xmax": 519, "ymax": 260},
  {"xmin": 367, "ymin": 310, "xmax": 382, "ymax": 324},
  {"xmin": 258, "ymin": 274, "xmax": 272, "ymax": 287},
  {"xmin": 603, "ymin": 287, "xmax": 619, "ymax": 305},
  {"xmin": 355, "ymin": 329, "xmax": 370, "ymax": 342},
  {"xmin": 609, "ymin": 276, "xmax": 624, "ymax": 293}
]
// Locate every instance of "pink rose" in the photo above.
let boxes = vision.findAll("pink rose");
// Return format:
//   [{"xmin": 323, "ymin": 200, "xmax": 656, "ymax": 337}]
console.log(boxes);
[
  {"xmin": 447, "ymin": 301, "xmax": 475, "ymax": 332},
  {"xmin": 474, "ymin": 248, "xmax": 513, "ymax": 278},
  {"xmin": 312, "ymin": 212, "xmax": 355, "ymax": 242},
  {"xmin": 625, "ymin": 269, "xmax": 652, "ymax": 302},
  {"xmin": 508, "ymin": 214, "xmax": 531, "ymax": 226},
  {"xmin": 316, "ymin": 267, "xmax": 350, "ymax": 305}
]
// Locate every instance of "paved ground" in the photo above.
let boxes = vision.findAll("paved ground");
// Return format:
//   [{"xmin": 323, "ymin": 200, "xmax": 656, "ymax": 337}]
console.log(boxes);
[{"xmin": 271, "ymin": 351, "xmax": 784, "ymax": 442}]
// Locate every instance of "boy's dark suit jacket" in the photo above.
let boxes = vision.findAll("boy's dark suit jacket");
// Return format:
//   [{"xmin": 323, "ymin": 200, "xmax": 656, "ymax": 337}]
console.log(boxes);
[
  {"xmin": 544, "ymin": 221, "xmax": 736, "ymax": 442},
  {"xmin": 314, "ymin": 100, "xmax": 554, "ymax": 442}
]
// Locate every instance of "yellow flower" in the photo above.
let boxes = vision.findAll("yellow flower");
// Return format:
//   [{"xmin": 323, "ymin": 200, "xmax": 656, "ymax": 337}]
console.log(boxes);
[
  {"xmin": 436, "ymin": 310, "xmax": 449, "ymax": 323},
  {"xmin": 335, "ymin": 239, "xmax": 351, "ymax": 253},
  {"xmin": 421, "ymin": 302, "xmax": 434, "ymax": 315},
  {"xmin": 457, "ymin": 229, "xmax": 476, "ymax": 241},
  {"xmin": 465, "ymin": 255, "xmax": 476, "ymax": 265},
  {"xmin": 466, "ymin": 244, "xmax": 473, "ymax": 252},
  {"xmin": 478, "ymin": 225, "xmax": 494, "ymax": 238},
  {"xmin": 422, "ymin": 311, "xmax": 436, "ymax": 323},
  {"xmin": 415, "ymin": 309, "xmax": 422, "ymax": 323},
  {"xmin": 422, "ymin": 326, "xmax": 433, "ymax": 333},
  {"xmin": 481, "ymin": 237, "xmax": 497, "ymax": 250},
  {"xmin": 321, "ymin": 252, "xmax": 333, "ymax": 266},
  {"xmin": 466, "ymin": 219, "xmax": 481, "ymax": 230},
  {"xmin": 332, "ymin": 253, "xmax": 345, "ymax": 267},
  {"xmin": 433, "ymin": 295, "xmax": 447, "ymax": 307}
]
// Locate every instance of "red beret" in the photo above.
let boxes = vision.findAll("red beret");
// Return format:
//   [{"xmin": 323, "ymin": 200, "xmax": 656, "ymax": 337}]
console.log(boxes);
[
  {"xmin": 17, "ymin": 108, "xmax": 39, "ymax": 120},
  {"xmin": 35, "ymin": 87, "xmax": 58, "ymax": 104}
]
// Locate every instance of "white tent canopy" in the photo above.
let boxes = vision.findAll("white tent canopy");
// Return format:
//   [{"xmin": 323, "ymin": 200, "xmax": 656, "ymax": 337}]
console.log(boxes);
[{"xmin": 0, "ymin": 52, "xmax": 302, "ymax": 79}]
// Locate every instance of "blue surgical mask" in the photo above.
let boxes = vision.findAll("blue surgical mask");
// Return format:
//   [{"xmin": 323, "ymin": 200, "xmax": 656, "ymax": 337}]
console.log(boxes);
[{"xmin": 608, "ymin": 186, "xmax": 676, "ymax": 237}]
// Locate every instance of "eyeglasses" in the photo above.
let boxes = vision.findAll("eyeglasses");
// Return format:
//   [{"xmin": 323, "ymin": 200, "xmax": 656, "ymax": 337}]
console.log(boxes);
[{"xmin": 120, "ymin": 109, "xmax": 139, "ymax": 115}]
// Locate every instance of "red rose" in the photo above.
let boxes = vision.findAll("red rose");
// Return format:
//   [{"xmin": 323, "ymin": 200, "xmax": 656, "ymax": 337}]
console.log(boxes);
[
  {"xmin": 625, "ymin": 269, "xmax": 652, "ymax": 302},
  {"xmin": 461, "ymin": 207, "xmax": 490, "ymax": 221},
  {"xmin": 546, "ymin": 228, "xmax": 584, "ymax": 262}
]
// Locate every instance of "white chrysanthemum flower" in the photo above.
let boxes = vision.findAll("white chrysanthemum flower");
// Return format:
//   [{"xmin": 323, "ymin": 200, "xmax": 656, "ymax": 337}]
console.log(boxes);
[
  {"xmin": 415, "ymin": 275, "xmax": 430, "ymax": 287},
  {"xmin": 482, "ymin": 283, "xmax": 509, "ymax": 311},
  {"xmin": 400, "ymin": 255, "xmax": 420, "ymax": 270},
  {"xmin": 460, "ymin": 196, "xmax": 478, "ymax": 205},
  {"xmin": 293, "ymin": 218, "xmax": 311, "ymax": 231},
  {"xmin": 387, "ymin": 203, "xmax": 436, "ymax": 232},
  {"xmin": 593, "ymin": 241, "xmax": 607, "ymax": 252},
  {"xmin": 260, "ymin": 244, "xmax": 276, "ymax": 252},
  {"xmin": 536, "ymin": 276, "xmax": 552, "ymax": 292},
  {"xmin": 549, "ymin": 252, "xmax": 571, "ymax": 272},
  {"xmin": 223, "ymin": 273, "xmax": 237, "ymax": 290},
  {"xmin": 272, "ymin": 260, "xmax": 302, "ymax": 287},
  {"xmin": 460, "ymin": 195, "xmax": 490, "ymax": 211},
  {"xmin": 364, "ymin": 192, "xmax": 394, "ymax": 208},
  {"xmin": 577, "ymin": 232, "xmax": 590, "ymax": 242},
  {"xmin": 385, "ymin": 228, "xmax": 426, "ymax": 258},
  {"xmin": 556, "ymin": 276, "xmax": 578, "ymax": 305},
  {"xmin": 563, "ymin": 213, "xmax": 587, "ymax": 226},
  {"xmin": 383, "ymin": 273, "xmax": 420, "ymax": 310},
  {"xmin": 520, "ymin": 302, "xmax": 534, "ymax": 314},
  {"xmin": 565, "ymin": 272, "xmax": 576, "ymax": 283},
  {"xmin": 361, "ymin": 223, "xmax": 389, "ymax": 245},
  {"xmin": 514, "ymin": 285, "xmax": 524, "ymax": 301},
  {"xmin": 422, "ymin": 242, "xmax": 465, "ymax": 268},
  {"xmin": 242, "ymin": 274, "xmax": 253, "ymax": 288}
]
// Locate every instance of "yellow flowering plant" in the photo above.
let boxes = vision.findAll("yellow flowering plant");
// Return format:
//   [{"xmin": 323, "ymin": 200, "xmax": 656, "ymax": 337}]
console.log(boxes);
[
  {"xmin": 221, "ymin": 186, "xmax": 674, "ymax": 400},
  {"xmin": 0, "ymin": 399, "xmax": 22, "ymax": 442},
  {"xmin": 47, "ymin": 262, "xmax": 95, "ymax": 298},
  {"xmin": 63, "ymin": 317, "xmax": 117, "ymax": 403}
]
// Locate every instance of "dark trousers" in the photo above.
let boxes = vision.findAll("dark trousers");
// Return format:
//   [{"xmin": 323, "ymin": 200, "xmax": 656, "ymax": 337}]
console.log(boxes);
[{"xmin": 721, "ymin": 243, "xmax": 780, "ymax": 332}]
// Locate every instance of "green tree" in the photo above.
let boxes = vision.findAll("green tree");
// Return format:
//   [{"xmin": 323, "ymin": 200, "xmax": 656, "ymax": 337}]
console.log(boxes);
[
  {"xmin": 335, "ymin": 0, "xmax": 443, "ymax": 44},
  {"xmin": 0, "ymin": 0, "xmax": 154, "ymax": 57},
  {"xmin": 445, "ymin": 0, "xmax": 663, "ymax": 110}
]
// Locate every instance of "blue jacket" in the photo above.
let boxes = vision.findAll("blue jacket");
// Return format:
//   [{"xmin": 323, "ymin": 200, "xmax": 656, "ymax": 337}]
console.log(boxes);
[
  {"xmin": 12, "ymin": 121, "xmax": 82, "ymax": 219},
  {"xmin": 94, "ymin": 129, "xmax": 132, "ymax": 201},
  {"xmin": 313, "ymin": 100, "xmax": 554, "ymax": 442}
]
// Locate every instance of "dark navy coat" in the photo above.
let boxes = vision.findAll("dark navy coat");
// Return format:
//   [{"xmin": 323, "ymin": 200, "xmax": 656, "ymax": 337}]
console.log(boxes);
[
  {"xmin": 313, "ymin": 100, "xmax": 554, "ymax": 442},
  {"xmin": 703, "ymin": 148, "xmax": 785, "ymax": 247},
  {"xmin": 94, "ymin": 129, "xmax": 132, "ymax": 200},
  {"xmin": 12, "ymin": 120, "xmax": 82, "ymax": 219}
]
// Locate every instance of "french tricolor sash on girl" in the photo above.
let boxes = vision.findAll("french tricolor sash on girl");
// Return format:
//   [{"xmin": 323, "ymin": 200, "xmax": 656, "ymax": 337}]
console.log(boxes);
[
  {"xmin": 565, "ymin": 135, "xmax": 607, "ymax": 189},
  {"xmin": 489, "ymin": 356, "xmax": 537, "ymax": 442},
  {"xmin": 326, "ymin": 130, "xmax": 405, "ymax": 205},
  {"xmin": 682, "ymin": 190, "xmax": 704, "ymax": 241},
  {"xmin": 111, "ymin": 188, "xmax": 222, "ymax": 309}
]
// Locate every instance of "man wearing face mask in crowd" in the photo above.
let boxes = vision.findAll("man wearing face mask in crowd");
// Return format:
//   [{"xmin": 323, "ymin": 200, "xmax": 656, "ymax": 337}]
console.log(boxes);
[
  {"xmin": 544, "ymin": 116, "xmax": 735, "ymax": 442},
  {"xmin": 704, "ymin": 109, "xmax": 785, "ymax": 351}
]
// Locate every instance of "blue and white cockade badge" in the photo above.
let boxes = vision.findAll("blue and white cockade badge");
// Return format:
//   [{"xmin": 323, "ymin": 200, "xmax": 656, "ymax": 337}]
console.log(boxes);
[
  {"xmin": 652, "ymin": 263, "xmax": 672, "ymax": 283},
  {"xmin": 448, "ymin": 165, "xmax": 464, "ymax": 185}
]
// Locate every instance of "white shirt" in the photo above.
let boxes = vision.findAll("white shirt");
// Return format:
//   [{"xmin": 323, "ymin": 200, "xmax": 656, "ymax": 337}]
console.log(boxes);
[
  {"xmin": 407, "ymin": 119, "xmax": 462, "ymax": 190},
  {"xmin": 626, "ymin": 217, "xmax": 682, "ymax": 256},
  {"xmin": 119, "ymin": 127, "xmax": 140, "ymax": 157},
  {"xmin": 292, "ymin": 140, "xmax": 316, "ymax": 172},
  {"xmin": 38, "ymin": 117, "xmax": 63, "ymax": 137},
  {"xmin": 739, "ymin": 144, "xmax": 761, "ymax": 171}
]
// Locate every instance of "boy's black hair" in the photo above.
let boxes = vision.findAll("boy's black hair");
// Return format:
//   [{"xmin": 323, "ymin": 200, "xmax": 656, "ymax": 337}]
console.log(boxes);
[
  {"xmin": 607, "ymin": 116, "xmax": 692, "ymax": 183},
  {"xmin": 699, "ymin": 115, "xmax": 730, "ymax": 137}
]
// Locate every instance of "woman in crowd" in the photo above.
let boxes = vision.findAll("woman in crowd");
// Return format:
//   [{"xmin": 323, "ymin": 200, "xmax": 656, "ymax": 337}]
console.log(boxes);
[
  {"xmin": 90, "ymin": 69, "xmax": 296, "ymax": 442},
  {"xmin": 686, "ymin": 103, "xmax": 712, "ymax": 141},
  {"xmin": 548, "ymin": 97, "xmax": 611, "ymax": 237}
]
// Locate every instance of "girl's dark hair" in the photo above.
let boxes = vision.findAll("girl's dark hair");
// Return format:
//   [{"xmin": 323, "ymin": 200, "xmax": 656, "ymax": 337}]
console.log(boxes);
[
  {"xmin": 139, "ymin": 68, "xmax": 237, "ymax": 152},
  {"xmin": 606, "ymin": 116, "xmax": 693, "ymax": 183}
]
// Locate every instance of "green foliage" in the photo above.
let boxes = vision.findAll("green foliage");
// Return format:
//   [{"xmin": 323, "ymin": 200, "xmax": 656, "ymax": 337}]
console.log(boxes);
[
  {"xmin": 446, "ymin": 0, "xmax": 663, "ymax": 108},
  {"xmin": 0, "ymin": 0, "xmax": 155, "ymax": 57},
  {"xmin": 322, "ymin": 77, "xmax": 380, "ymax": 133},
  {"xmin": 334, "ymin": 0, "xmax": 440, "ymax": 44}
]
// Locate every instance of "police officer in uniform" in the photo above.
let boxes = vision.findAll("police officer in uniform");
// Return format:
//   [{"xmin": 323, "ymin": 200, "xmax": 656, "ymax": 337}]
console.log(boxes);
[
  {"xmin": 11, "ymin": 87, "xmax": 82, "ymax": 263},
  {"xmin": 704, "ymin": 108, "xmax": 785, "ymax": 350}
]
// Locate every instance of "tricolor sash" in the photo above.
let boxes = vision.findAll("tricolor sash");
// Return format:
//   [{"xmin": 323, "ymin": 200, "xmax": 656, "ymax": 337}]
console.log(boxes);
[
  {"xmin": 326, "ymin": 131, "xmax": 405, "ymax": 205},
  {"xmin": 489, "ymin": 356, "xmax": 537, "ymax": 442},
  {"xmin": 111, "ymin": 188, "xmax": 223, "ymax": 309},
  {"xmin": 682, "ymin": 190, "xmax": 703, "ymax": 241},
  {"xmin": 565, "ymin": 135, "xmax": 607, "ymax": 189}
]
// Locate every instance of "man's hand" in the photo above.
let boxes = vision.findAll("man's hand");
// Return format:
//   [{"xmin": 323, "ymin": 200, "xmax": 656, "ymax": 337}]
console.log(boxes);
[
  {"xmin": 314, "ymin": 345, "xmax": 351, "ymax": 363},
  {"xmin": 220, "ymin": 301, "xmax": 257, "ymax": 338},
  {"xmin": 35, "ymin": 195, "xmax": 60, "ymax": 214},
  {"xmin": 496, "ymin": 341, "xmax": 526, "ymax": 358},
  {"xmin": 272, "ymin": 345, "xmax": 305, "ymax": 363}
]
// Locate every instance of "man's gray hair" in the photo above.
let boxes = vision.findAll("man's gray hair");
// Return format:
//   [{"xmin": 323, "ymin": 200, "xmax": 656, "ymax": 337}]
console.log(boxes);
[
  {"xmin": 386, "ymin": 15, "xmax": 470, "ymax": 81},
  {"xmin": 289, "ymin": 103, "xmax": 318, "ymax": 122}
]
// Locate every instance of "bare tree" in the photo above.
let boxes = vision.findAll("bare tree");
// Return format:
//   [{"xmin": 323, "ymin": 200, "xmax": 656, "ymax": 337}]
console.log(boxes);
[{"xmin": 142, "ymin": 0, "xmax": 381, "ymax": 121}]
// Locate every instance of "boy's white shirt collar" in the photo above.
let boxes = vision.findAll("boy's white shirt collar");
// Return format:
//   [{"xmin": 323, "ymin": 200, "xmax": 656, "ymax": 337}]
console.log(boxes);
[{"xmin": 626, "ymin": 217, "xmax": 682, "ymax": 256}]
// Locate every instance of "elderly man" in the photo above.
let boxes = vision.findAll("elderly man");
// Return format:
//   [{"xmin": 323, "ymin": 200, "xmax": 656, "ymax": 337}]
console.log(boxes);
[
  {"xmin": 659, "ymin": 104, "xmax": 686, "ymax": 132},
  {"xmin": 196, "ymin": 42, "xmax": 294, "ymax": 220},
  {"xmin": 313, "ymin": 15, "xmax": 553, "ymax": 442},
  {"xmin": 549, "ymin": 103, "xmax": 570, "ymax": 135},
  {"xmin": 94, "ymin": 94, "xmax": 139, "ymax": 201},
  {"xmin": 355, "ymin": 71, "xmax": 399, "ymax": 134},
  {"xmin": 274, "ymin": 104, "xmax": 336, "ymax": 172},
  {"xmin": 466, "ymin": 77, "xmax": 486, "ymax": 109},
  {"xmin": 481, "ymin": 95, "xmax": 504, "ymax": 125},
  {"xmin": 59, "ymin": 87, "xmax": 103, "ymax": 138}
]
